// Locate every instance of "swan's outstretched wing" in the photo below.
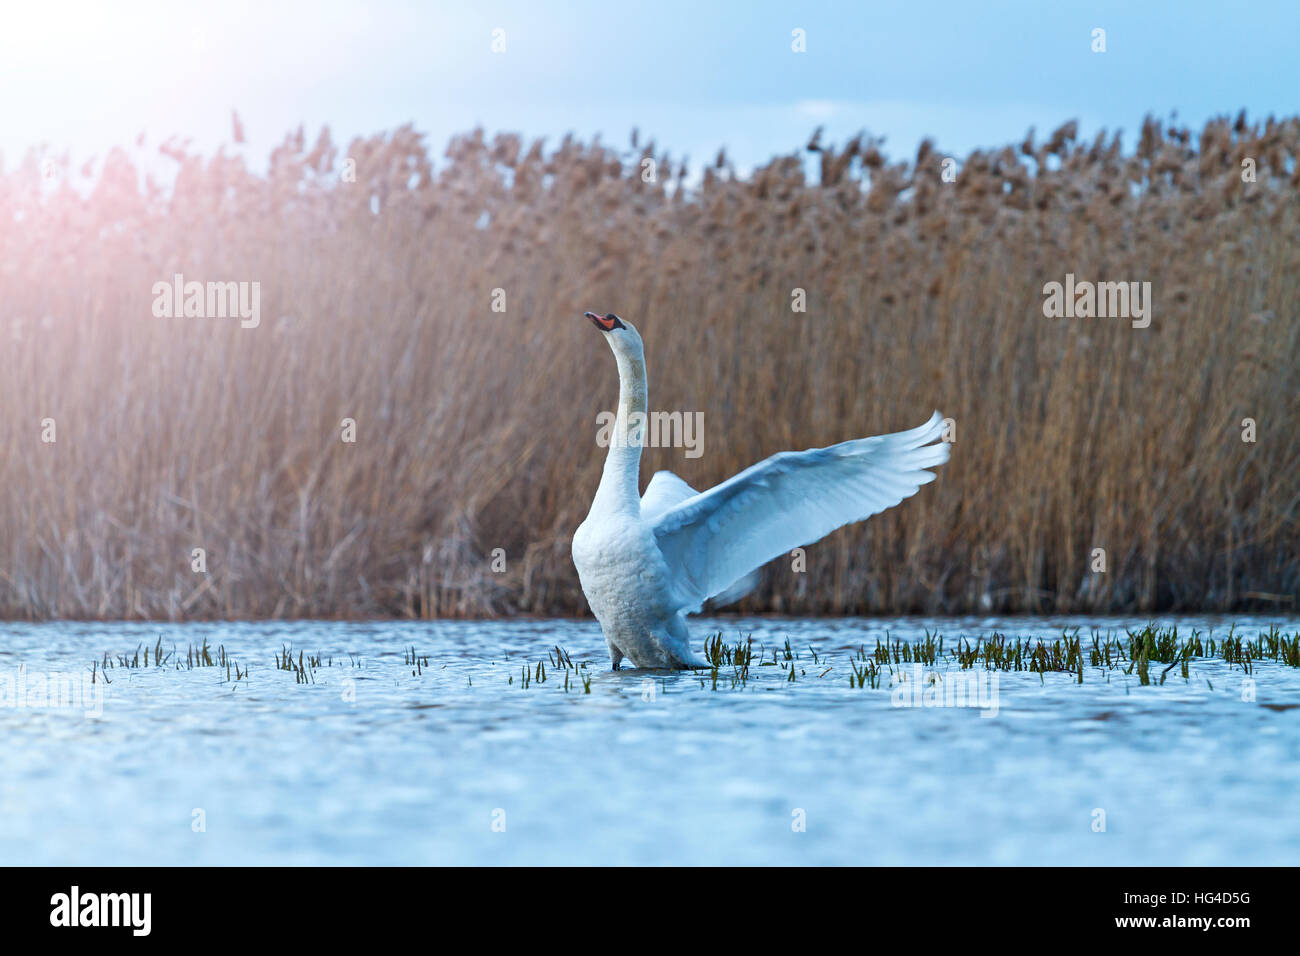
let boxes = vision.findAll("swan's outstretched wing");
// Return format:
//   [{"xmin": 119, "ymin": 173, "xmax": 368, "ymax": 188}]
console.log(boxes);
[
  {"xmin": 703, "ymin": 569, "xmax": 760, "ymax": 610},
  {"xmin": 652, "ymin": 412, "xmax": 949, "ymax": 612},
  {"xmin": 640, "ymin": 470, "xmax": 699, "ymax": 524},
  {"xmin": 642, "ymin": 470, "xmax": 760, "ymax": 610}
]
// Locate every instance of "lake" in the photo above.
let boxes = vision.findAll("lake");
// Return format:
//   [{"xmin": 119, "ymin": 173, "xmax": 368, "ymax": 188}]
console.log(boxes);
[{"xmin": 2, "ymin": 615, "xmax": 1297, "ymax": 865}]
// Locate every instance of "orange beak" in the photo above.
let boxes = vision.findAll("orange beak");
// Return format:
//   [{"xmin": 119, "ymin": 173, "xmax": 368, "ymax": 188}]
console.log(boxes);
[{"xmin": 585, "ymin": 311, "xmax": 624, "ymax": 332}]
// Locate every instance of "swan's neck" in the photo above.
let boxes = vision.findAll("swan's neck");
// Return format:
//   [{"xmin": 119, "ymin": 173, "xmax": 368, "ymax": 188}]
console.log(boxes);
[{"xmin": 594, "ymin": 347, "xmax": 648, "ymax": 514}]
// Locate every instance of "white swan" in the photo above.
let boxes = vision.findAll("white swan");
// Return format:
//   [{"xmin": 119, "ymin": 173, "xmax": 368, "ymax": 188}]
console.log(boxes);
[{"xmin": 571, "ymin": 311, "xmax": 950, "ymax": 669}]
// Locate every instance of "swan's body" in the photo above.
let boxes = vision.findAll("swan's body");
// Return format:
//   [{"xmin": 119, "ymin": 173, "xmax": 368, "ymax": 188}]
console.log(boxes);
[{"xmin": 572, "ymin": 311, "xmax": 950, "ymax": 670}]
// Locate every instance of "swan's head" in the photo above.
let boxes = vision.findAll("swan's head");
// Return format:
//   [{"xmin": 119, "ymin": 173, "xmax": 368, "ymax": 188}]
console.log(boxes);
[{"xmin": 584, "ymin": 311, "xmax": 643, "ymax": 357}]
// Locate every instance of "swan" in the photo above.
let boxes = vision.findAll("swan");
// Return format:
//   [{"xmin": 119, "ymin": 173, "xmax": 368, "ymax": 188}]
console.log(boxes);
[{"xmin": 571, "ymin": 311, "xmax": 950, "ymax": 670}]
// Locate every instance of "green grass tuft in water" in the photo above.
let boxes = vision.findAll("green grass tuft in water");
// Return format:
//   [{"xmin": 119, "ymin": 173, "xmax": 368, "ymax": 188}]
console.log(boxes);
[{"xmin": 88, "ymin": 624, "xmax": 1300, "ymax": 698}]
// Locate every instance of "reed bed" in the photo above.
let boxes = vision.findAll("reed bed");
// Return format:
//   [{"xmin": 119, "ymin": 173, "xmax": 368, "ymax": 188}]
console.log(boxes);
[{"xmin": 0, "ymin": 114, "xmax": 1296, "ymax": 619}]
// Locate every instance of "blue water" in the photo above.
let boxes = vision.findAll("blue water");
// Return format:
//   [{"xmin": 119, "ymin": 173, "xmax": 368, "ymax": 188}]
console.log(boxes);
[{"xmin": 1, "ymin": 615, "xmax": 1297, "ymax": 865}]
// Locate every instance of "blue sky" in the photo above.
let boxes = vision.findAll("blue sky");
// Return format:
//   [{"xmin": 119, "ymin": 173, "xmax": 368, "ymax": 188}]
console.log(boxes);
[{"xmin": 1, "ymin": 0, "xmax": 1296, "ymax": 173}]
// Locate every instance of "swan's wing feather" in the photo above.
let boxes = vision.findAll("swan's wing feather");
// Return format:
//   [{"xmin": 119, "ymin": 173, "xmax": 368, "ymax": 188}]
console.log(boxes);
[
  {"xmin": 640, "ymin": 470, "xmax": 700, "ymax": 524},
  {"xmin": 652, "ymin": 412, "xmax": 949, "ymax": 612},
  {"xmin": 644, "ymin": 472, "xmax": 759, "ymax": 612},
  {"xmin": 702, "ymin": 569, "xmax": 760, "ymax": 610}
]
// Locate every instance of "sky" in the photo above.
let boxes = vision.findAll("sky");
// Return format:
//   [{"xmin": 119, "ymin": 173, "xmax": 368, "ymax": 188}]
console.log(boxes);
[{"xmin": 1, "ymin": 0, "xmax": 1296, "ymax": 175}]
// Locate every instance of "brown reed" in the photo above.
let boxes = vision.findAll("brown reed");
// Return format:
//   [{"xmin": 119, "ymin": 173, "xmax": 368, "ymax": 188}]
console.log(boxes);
[{"xmin": 0, "ymin": 113, "xmax": 1295, "ymax": 619}]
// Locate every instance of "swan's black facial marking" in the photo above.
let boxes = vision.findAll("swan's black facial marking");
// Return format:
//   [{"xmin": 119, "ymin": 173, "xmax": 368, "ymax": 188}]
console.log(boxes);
[{"xmin": 585, "ymin": 311, "xmax": 626, "ymax": 332}]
